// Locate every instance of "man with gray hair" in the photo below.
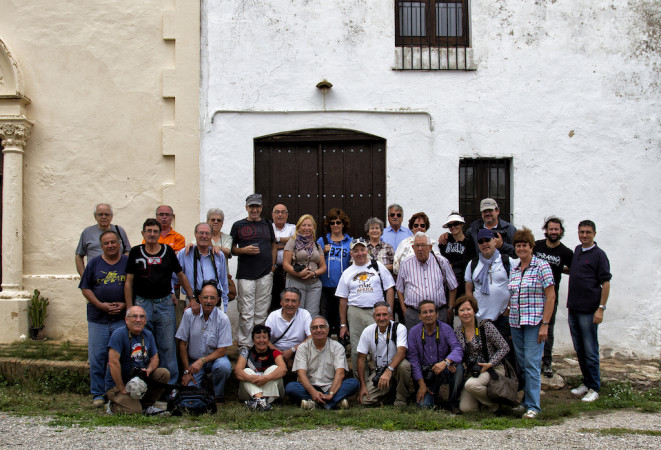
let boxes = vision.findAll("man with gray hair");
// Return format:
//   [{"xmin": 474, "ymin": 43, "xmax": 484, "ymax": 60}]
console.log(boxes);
[
  {"xmin": 396, "ymin": 232, "xmax": 458, "ymax": 329},
  {"xmin": 356, "ymin": 301, "xmax": 412, "ymax": 406},
  {"xmin": 381, "ymin": 204, "xmax": 412, "ymax": 250},
  {"xmin": 144, "ymin": 205, "xmax": 186, "ymax": 252},
  {"xmin": 76, "ymin": 203, "xmax": 131, "ymax": 276},
  {"xmin": 270, "ymin": 203, "xmax": 296, "ymax": 311}
]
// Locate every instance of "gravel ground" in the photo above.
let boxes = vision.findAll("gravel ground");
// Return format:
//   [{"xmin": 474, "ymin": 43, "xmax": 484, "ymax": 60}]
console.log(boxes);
[{"xmin": 1, "ymin": 410, "xmax": 660, "ymax": 449}]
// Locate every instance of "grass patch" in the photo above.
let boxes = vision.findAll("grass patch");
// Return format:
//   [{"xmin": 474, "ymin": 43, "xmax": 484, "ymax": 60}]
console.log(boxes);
[
  {"xmin": 579, "ymin": 427, "xmax": 661, "ymax": 437},
  {"xmin": 0, "ymin": 340, "xmax": 88, "ymax": 362},
  {"xmin": 0, "ymin": 379, "xmax": 659, "ymax": 432}
]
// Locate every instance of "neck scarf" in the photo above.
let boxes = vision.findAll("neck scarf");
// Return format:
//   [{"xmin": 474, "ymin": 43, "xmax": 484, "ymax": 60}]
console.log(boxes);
[
  {"xmin": 295, "ymin": 233, "xmax": 315, "ymax": 257},
  {"xmin": 477, "ymin": 249, "xmax": 500, "ymax": 295}
]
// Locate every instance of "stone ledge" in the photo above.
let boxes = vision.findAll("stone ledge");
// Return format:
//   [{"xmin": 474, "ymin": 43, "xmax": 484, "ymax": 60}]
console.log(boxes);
[{"xmin": 0, "ymin": 357, "xmax": 88, "ymax": 382}]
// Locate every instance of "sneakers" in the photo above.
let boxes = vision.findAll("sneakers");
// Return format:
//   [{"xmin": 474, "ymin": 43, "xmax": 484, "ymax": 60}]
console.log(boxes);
[
  {"xmin": 244, "ymin": 399, "xmax": 259, "ymax": 410},
  {"xmin": 581, "ymin": 389, "xmax": 599, "ymax": 402},
  {"xmin": 338, "ymin": 399, "xmax": 349, "ymax": 409},
  {"xmin": 143, "ymin": 405, "xmax": 170, "ymax": 416},
  {"xmin": 542, "ymin": 362, "xmax": 553, "ymax": 378},
  {"xmin": 522, "ymin": 409, "xmax": 538, "ymax": 419},
  {"xmin": 301, "ymin": 399, "xmax": 316, "ymax": 410},
  {"xmin": 255, "ymin": 397, "xmax": 272, "ymax": 411},
  {"xmin": 106, "ymin": 401, "xmax": 114, "ymax": 415},
  {"xmin": 570, "ymin": 384, "xmax": 589, "ymax": 396},
  {"xmin": 92, "ymin": 398, "xmax": 105, "ymax": 408}
]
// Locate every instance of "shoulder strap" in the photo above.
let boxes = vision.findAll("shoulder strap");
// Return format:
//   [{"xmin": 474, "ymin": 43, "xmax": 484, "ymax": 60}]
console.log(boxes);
[
  {"xmin": 391, "ymin": 322, "xmax": 399, "ymax": 344},
  {"xmin": 370, "ymin": 258, "xmax": 385, "ymax": 291},
  {"xmin": 271, "ymin": 312, "xmax": 297, "ymax": 345},
  {"xmin": 501, "ymin": 254, "xmax": 511, "ymax": 277},
  {"xmin": 115, "ymin": 225, "xmax": 128, "ymax": 253},
  {"xmin": 470, "ymin": 256, "xmax": 479, "ymax": 277}
]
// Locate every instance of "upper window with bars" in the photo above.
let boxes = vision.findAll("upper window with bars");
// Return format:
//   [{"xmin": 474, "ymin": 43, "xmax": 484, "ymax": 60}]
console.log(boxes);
[{"xmin": 394, "ymin": 0, "xmax": 472, "ymax": 70}]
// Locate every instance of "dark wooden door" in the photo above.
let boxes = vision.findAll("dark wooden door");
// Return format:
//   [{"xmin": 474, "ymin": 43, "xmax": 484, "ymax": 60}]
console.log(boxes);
[{"xmin": 254, "ymin": 129, "xmax": 386, "ymax": 239}]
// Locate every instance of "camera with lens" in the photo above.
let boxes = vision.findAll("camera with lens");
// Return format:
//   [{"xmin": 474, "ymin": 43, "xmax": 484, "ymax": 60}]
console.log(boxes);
[
  {"xmin": 468, "ymin": 358, "xmax": 485, "ymax": 378},
  {"xmin": 421, "ymin": 364, "xmax": 436, "ymax": 384},
  {"xmin": 293, "ymin": 263, "xmax": 307, "ymax": 272},
  {"xmin": 372, "ymin": 366, "xmax": 387, "ymax": 387}
]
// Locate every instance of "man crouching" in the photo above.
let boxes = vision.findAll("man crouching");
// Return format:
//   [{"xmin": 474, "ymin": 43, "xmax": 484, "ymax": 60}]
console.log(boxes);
[{"xmin": 106, "ymin": 306, "xmax": 170, "ymax": 414}]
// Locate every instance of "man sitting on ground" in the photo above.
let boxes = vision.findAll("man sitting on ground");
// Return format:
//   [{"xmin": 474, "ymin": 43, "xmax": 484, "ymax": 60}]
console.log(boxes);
[{"xmin": 265, "ymin": 287, "xmax": 312, "ymax": 370}]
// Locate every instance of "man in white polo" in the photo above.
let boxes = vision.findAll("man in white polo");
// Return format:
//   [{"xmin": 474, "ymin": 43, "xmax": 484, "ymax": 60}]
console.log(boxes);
[{"xmin": 265, "ymin": 287, "xmax": 312, "ymax": 370}]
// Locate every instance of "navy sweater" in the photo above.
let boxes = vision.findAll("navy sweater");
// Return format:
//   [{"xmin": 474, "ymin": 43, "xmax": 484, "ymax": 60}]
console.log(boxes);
[{"xmin": 567, "ymin": 244, "xmax": 612, "ymax": 314}]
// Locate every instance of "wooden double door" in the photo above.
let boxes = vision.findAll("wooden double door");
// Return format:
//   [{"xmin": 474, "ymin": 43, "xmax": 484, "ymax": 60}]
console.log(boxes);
[{"xmin": 254, "ymin": 129, "xmax": 386, "ymax": 239}]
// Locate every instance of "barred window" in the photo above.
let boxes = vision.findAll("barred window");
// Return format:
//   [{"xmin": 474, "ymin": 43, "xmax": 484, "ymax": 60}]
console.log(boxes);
[
  {"xmin": 459, "ymin": 158, "xmax": 511, "ymax": 226},
  {"xmin": 396, "ymin": 0, "xmax": 469, "ymax": 47}
]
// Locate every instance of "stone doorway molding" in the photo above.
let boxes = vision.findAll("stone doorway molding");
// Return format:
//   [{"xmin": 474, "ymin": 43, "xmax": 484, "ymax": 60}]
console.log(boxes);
[{"xmin": 0, "ymin": 38, "xmax": 34, "ymax": 341}]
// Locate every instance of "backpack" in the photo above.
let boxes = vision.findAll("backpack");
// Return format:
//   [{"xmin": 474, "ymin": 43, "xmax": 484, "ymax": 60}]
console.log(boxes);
[
  {"xmin": 167, "ymin": 387, "xmax": 217, "ymax": 416},
  {"xmin": 470, "ymin": 254, "xmax": 511, "ymax": 278}
]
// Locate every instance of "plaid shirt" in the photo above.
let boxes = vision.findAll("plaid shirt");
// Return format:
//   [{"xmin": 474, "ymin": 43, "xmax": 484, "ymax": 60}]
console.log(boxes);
[
  {"xmin": 367, "ymin": 240, "xmax": 395, "ymax": 267},
  {"xmin": 508, "ymin": 256, "xmax": 554, "ymax": 327}
]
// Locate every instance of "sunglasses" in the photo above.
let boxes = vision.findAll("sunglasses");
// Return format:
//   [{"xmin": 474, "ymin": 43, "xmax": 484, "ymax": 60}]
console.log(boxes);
[
  {"xmin": 389, "ymin": 213, "xmax": 402, "ymax": 218},
  {"xmin": 412, "ymin": 223, "xmax": 427, "ymax": 229},
  {"xmin": 330, "ymin": 220, "xmax": 343, "ymax": 225},
  {"xmin": 448, "ymin": 222, "xmax": 463, "ymax": 228},
  {"xmin": 478, "ymin": 238, "xmax": 492, "ymax": 244},
  {"xmin": 209, "ymin": 218, "xmax": 223, "ymax": 222}
]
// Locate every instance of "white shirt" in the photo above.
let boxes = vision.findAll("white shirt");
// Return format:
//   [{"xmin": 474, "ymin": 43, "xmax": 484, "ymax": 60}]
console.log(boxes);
[
  {"xmin": 356, "ymin": 321, "xmax": 408, "ymax": 367},
  {"xmin": 265, "ymin": 307, "xmax": 312, "ymax": 351},
  {"xmin": 335, "ymin": 261, "xmax": 395, "ymax": 308},
  {"xmin": 465, "ymin": 254, "xmax": 511, "ymax": 321},
  {"xmin": 273, "ymin": 223, "xmax": 296, "ymax": 265}
]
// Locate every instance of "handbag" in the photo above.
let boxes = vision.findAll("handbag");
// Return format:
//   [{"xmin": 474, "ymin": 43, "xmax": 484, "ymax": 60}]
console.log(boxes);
[
  {"xmin": 479, "ymin": 324, "xmax": 519, "ymax": 406},
  {"xmin": 227, "ymin": 274, "xmax": 237, "ymax": 301}
]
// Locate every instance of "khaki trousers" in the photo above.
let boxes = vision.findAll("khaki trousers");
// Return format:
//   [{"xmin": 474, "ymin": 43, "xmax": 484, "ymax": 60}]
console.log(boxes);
[
  {"xmin": 361, "ymin": 359, "xmax": 414, "ymax": 406},
  {"xmin": 106, "ymin": 367, "xmax": 170, "ymax": 414}
]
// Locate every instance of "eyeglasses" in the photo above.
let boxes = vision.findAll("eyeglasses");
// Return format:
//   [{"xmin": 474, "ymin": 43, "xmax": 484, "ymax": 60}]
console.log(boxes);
[
  {"xmin": 413, "ymin": 244, "xmax": 430, "ymax": 249},
  {"xmin": 200, "ymin": 295, "xmax": 218, "ymax": 300},
  {"xmin": 478, "ymin": 238, "xmax": 492, "ymax": 244},
  {"xmin": 157, "ymin": 212, "xmax": 172, "ymax": 217},
  {"xmin": 95, "ymin": 213, "xmax": 112, "ymax": 217},
  {"xmin": 330, "ymin": 220, "xmax": 343, "ymax": 226},
  {"xmin": 448, "ymin": 223, "xmax": 462, "ymax": 228},
  {"xmin": 128, "ymin": 314, "xmax": 146, "ymax": 319},
  {"xmin": 209, "ymin": 218, "xmax": 223, "ymax": 222},
  {"xmin": 412, "ymin": 223, "xmax": 427, "ymax": 229},
  {"xmin": 311, "ymin": 325, "xmax": 328, "ymax": 330},
  {"xmin": 389, "ymin": 213, "xmax": 402, "ymax": 218},
  {"xmin": 273, "ymin": 210, "xmax": 288, "ymax": 215}
]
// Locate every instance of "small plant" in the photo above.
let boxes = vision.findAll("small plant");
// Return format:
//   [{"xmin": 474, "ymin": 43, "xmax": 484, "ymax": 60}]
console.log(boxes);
[{"xmin": 28, "ymin": 288, "xmax": 49, "ymax": 329}]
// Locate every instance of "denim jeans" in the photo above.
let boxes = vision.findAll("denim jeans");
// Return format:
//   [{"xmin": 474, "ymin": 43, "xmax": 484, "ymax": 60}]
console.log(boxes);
[
  {"xmin": 285, "ymin": 378, "xmax": 360, "ymax": 409},
  {"xmin": 135, "ymin": 295, "xmax": 178, "ymax": 384},
  {"xmin": 543, "ymin": 290, "xmax": 560, "ymax": 366},
  {"xmin": 186, "ymin": 356, "xmax": 232, "ymax": 399},
  {"xmin": 511, "ymin": 324, "xmax": 544, "ymax": 412},
  {"xmin": 87, "ymin": 320, "xmax": 125, "ymax": 399},
  {"xmin": 417, "ymin": 363, "xmax": 465, "ymax": 408},
  {"xmin": 568, "ymin": 311, "xmax": 600, "ymax": 392}
]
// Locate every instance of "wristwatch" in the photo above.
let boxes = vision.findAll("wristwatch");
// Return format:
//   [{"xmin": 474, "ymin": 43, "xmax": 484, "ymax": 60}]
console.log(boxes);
[
  {"xmin": 291, "ymin": 347, "xmax": 296, "ymax": 353},
  {"xmin": 387, "ymin": 365, "xmax": 395, "ymax": 372},
  {"xmin": 183, "ymin": 370, "xmax": 190, "ymax": 375},
  {"xmin": 340, "ymin": 324, "xmax": 347, "ymax": 328},
  {"xmin": 542, "ymin": 321, "xmax": 550, "ymax": 325},
  {"xmin": 598, "ymin": 305, "xmax": 606, "ymax": 310}
]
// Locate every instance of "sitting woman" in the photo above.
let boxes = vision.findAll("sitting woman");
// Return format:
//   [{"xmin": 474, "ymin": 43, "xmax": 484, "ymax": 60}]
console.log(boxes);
[
  {"xmin": 234, "ymin": 324, "xmax": 287, "ymax": 411},
  {"xmin": 454, "ymin": 296, "xmax": 510, "ymax": 413}
]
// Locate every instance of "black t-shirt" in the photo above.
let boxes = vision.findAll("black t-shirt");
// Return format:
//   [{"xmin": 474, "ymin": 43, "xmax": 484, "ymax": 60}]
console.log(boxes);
[
  {"xmin": 230, "ymin": 218, "xmax": 275, "ymax": 280},
  {"xmin": 533, "ymin": 239, "xmax": 573, "ymax": 289},
  {"xmin": 126, "ymin": 244, "xmax": 182, "ymax": 299},
  {"xmin": 439, "ymin": 235, "xmax": 476, "ymax": 283}
]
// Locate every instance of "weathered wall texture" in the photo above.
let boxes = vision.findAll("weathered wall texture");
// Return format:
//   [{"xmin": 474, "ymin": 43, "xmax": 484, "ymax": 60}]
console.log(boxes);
[
  {"xmin": 201, "ymin": 1, "xmax": 661, "ymax": 357},
  {"xmin": 0, "ymin": 0, "xmax": 201, "ymax": 340}
]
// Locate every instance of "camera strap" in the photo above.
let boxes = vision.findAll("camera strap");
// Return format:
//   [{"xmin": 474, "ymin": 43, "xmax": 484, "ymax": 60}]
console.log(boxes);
[
  {"xmin": 193, "ymin": 247, "xmax": 221, "ymax": 294},
  {"xmin": 128, "ymin": 328, "xmax": 147, "ymax": 362},
  {"xmin": 374, "ymin": 322, "xmax": 393, "ymax": 367},
  {"xmin": 271, "ymin": 310, "xmax": 298, "ymax": 345}
]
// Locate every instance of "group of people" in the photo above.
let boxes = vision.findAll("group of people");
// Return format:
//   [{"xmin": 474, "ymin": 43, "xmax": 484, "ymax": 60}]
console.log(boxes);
[{"xmin": 76, "ymin": 195, "xmax": 611, "ymax": 419}]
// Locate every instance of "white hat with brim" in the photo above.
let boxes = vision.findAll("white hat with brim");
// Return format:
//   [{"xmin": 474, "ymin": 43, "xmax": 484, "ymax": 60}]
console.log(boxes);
[{"xmin": 442, "ymin": 213, "xmax": 466, "ymax": 229}]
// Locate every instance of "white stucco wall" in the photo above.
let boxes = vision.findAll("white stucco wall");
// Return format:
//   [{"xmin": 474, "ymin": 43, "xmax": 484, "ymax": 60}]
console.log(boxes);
[{"xmin": 201, "ymin": 1, "xmax": 661, "ymax": 357}]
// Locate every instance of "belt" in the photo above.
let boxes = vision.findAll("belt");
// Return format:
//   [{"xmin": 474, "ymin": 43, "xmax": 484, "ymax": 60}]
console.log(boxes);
[{"xmin": 349, "ymin": 305, "xmax": 373, "ymax": 310}]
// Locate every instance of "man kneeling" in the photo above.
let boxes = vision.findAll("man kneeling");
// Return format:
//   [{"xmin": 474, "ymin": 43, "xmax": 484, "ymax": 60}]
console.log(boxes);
[
  {"xmin": 357, "ymin": 302, "xmax": 413, "ymax": 407},
  {"xmin": 285, "ymin": 317, "xmax": 359, "ymax": 409},
  {"xmin": 235, "ymin": 324, "xmax": 287, "ymax": 411},
  {"xmin": 106, "ymin": 306, "xmax": 170, "ymax": 414}
]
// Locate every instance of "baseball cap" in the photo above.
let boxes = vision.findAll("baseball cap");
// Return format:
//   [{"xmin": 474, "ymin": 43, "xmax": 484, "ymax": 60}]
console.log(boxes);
[
  {"xmin": 246, "ymin": 194, "xmax": 263, "ymax": 206},
  {"xmin": 480, "ymin": 198, "xmax": 498, "ymax": 211}
]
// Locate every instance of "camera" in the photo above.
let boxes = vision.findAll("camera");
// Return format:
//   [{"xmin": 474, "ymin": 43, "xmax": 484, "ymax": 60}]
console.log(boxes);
[
  {"xmin": 468, "ymin": 358, "xmax": 485, "ymax": 378},
  {"xmin": 372, "ymin": 366, "xmax": 387, "ymax": 387},
  {"xmin": 293, "ymin": 263, "xmax": 307, "ymax": 272},
  {"xmin": 421, "ymin": 364, "xmax": 436, "ymax": 384}
]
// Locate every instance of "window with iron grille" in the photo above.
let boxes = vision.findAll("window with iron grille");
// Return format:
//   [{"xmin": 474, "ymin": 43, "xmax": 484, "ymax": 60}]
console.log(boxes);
[
  {"xmin": 394, "ymin": 1, "xmax": 471, "ymax": 70},
  {"xmin": 459, "ymin": 158, "xmax": 511, "ymax": 226}
]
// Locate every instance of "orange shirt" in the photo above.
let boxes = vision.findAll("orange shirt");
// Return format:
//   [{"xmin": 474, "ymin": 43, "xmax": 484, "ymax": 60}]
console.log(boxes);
[{"xmin": 142, "ymin": 228, "xmax": 186, "ymax": 252}]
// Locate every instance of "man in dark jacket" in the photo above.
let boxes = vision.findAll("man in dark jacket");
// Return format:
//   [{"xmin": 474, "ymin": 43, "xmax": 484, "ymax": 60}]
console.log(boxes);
[
  {"xmin": 566, "ymin": 220, "xmax": 611, "ymax": 403},
  {"xmin": 465, "ymin": 198, "xmax": 517, "ymax": 258}
]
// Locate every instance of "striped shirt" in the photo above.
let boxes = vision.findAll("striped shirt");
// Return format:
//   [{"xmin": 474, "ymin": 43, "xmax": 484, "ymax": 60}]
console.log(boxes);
[
  {"xmin": 508, "ymin": 256, "xmax": 555, "ymax": 327},
  {"xmin": 396, "ymin": 254, "xmax": 458, "ymax": 308}
]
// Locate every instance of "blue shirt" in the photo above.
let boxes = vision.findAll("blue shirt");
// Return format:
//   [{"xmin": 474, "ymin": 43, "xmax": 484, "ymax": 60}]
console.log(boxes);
[
  {"xmin": 105, "ymin": 326, "xmax": 158, "ymax": 390},
  {"xmin": 317, "ymin": 233, "xmax": 352, "ymax": 288},
  {"xmin": 175, "ymin": 247, "xmax": 229, "ymax": 311},
  {"xmin": 381, "ymin": 226, "xmax": 413, "ymax": 250},
  {"xmin": 78, "ymin": 255, "xmax": 128, "ymax": 324}
]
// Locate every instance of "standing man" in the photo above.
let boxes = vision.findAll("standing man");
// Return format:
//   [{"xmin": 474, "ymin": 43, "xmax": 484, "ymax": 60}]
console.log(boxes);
[
  {"xmin": 230, "ymin": 194, "xmax": 277, "ymax": 348},
  {"xmin": 337, "ymin": 238, "xmax": 395, "ymax": 373},
  {"xmin": 125, "ymin": 218, "xmax": 196, "ymax": 384},
  {"xmin": 144, "ymin": 205, "xmax": 186, "ymax": 252},
  {"xmin": 533, "ymin": 216, "xmax": 574, "ymax": 377},
  {"xmin": 356, "ymin": 302, "xmax": 413, "ymax": 407},
  {"xmin": 381, "ymin": 204, "xmax": 413, "ymax": 253},
  {"xmin": 79, "ymin": 230, "xmax": 128, "ymax": 407},
  {"xmin": 176, "ymin": 283, "xmax": 233, "ymax": 404},
  {"xmin": 75, "ymin": 203, "xmax": 130, "ymax": 276},
  {"xmin": 567, "ymin": 220, "xmax": 611, "ymax": 403},
  {"xmin": 439, "ymin": 198, "xmax": 517, "ymax": 258},
  {"xmin": 106, "ymin": 306, "xmax": 170, "ymax": 415},
  {"xmin": 285, "ymin": 316, "xmax": 360, "ymax": 410},
  {"xmin": 177, "ymin": 223, "xmax": 230, "ymax": 312},
  {"xmin": 396, "ymin": 232, "xmax": 458, "ymax": 329},
  {"xmin": 407, "ymin": 300, "xmax": 463, "ymax": 411},
  {"xmin": 265, "ymin": 287, "xmax": 312, "ymax": 370},
  {"xmin": 270, "ymin": 204, "xmax": 296, "ymax": 312}
]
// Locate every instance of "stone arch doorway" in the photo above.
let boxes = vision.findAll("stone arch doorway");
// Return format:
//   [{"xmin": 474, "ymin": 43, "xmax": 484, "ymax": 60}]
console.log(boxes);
[{"xmin": 254, "ymin": 128, "xmax": 386, "ymax": 238}]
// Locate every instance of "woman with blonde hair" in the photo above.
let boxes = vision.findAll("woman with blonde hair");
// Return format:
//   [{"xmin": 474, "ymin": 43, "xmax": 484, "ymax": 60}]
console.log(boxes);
[{"xmin": 282, "ymin": 214, "xmax": 327, "ymax": 317}]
